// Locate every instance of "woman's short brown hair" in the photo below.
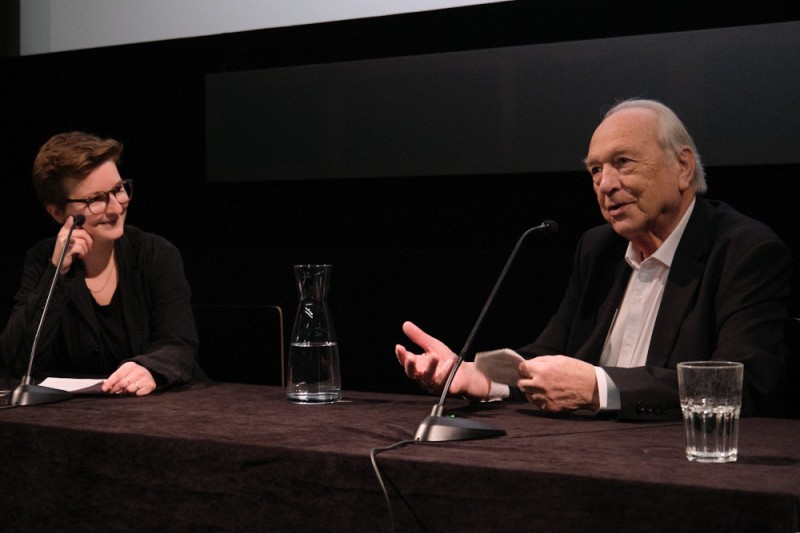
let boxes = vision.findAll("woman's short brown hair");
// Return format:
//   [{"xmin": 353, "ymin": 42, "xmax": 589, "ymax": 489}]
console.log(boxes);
[{"xmin": 32, "ymin": 131, "xmax": 122, "ymax": 208}]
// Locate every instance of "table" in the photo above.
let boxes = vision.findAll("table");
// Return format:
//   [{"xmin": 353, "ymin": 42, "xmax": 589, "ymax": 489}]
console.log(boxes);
[{"xmin": 1, "ymin": 383, "xmax": 798, "ymax": 532}]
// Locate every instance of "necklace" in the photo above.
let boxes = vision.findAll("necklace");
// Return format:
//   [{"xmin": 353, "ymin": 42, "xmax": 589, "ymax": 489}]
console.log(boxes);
[{"xmin": 87, "ymin": 252, "xmax": 116, "ymax": 294}]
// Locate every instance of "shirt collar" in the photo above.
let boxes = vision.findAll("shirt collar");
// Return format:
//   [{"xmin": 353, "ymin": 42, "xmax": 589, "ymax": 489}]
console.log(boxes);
[{"xmin": 625, "ymin": 198, "xmax": 696, "ymax": 269}]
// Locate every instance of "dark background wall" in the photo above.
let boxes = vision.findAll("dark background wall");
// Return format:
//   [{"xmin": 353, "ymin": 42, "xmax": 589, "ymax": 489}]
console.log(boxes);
[{"xmin": 1, "ymin": 1, "xmax": 798, "ymax": 395}]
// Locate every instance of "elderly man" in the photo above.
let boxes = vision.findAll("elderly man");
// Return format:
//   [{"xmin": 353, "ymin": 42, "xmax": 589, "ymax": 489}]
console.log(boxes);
[{"xmin": 395, "ymin": 99, "xmax": 792, "ymax": 420}]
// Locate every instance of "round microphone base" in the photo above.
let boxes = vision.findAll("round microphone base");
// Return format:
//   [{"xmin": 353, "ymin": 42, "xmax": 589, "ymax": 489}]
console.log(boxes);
[
  {"xmin": 414, "ymin": 413, "xmax": 506, "ymax": 442},
  {"xmin": 11, "ymin": 383, "xmax": 73, "ymax": 407}
]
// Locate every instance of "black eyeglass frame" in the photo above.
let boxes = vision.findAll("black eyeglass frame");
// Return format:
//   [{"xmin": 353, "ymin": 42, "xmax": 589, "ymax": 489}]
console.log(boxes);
[{"xmin": 64, "ymin": 179, "xmax": 134, "ymax": 214}]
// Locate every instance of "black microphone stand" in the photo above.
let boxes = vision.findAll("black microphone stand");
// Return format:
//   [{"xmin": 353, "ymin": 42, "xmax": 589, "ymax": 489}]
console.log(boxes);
[
  {"xmin": 10, "ymin": 216, "xmax": 85, "ymax": 407},
  {"xmin": 414, "ymin": 221, "xmax": 557, "ymax": 441}
]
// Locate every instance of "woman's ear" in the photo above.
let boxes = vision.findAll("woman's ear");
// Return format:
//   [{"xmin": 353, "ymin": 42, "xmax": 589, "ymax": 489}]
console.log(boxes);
[{"xmin": 46, "ymin": 204, "xmax": 66, "ymax": 225}]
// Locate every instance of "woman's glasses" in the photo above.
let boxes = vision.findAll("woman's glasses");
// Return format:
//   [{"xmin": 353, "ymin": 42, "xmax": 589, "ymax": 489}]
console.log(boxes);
[{"xmin": 65, "ymin": 179, "xmax": 133, "ymax": 215}]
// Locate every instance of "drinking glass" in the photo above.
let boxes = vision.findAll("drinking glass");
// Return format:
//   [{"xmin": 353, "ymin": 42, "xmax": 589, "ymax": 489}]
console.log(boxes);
[{"xmin": 677, "ymin": 361, "xmax": 743, "ymax": 463}]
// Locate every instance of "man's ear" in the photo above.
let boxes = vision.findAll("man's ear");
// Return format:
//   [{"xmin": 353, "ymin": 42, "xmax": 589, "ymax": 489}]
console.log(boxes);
[
  {"xmin": 46, "ymin": 204, "xmax": 66, "ymax": 225},
  {"xmin": 676, "ymin": 146, "xmax": 696, "ymax": 191}
]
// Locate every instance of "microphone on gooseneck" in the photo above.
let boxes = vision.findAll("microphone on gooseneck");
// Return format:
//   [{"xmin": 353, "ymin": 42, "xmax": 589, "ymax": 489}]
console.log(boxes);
[
  {"xmin": 413, "ymin": 220, "xmax": 559, "ymax": 441},
  {"xmin": 10, "ymin": 215, "xmax": 85, "ymax": 407}
]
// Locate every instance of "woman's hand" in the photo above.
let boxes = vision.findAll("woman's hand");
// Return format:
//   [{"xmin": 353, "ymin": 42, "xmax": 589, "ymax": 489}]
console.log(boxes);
[
  {"xmin": 102, "ymin": 361, "xmax": 158, "ymax": 396},
  {"xmin": 51, "ymin": 215, "xmax": 93, "ymax": 275}
]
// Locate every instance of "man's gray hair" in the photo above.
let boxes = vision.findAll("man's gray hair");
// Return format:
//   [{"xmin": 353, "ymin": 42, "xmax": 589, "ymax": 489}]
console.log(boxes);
[{"xmin": 605, "ymin": 99, "xmax": 707, "ymax": 193}]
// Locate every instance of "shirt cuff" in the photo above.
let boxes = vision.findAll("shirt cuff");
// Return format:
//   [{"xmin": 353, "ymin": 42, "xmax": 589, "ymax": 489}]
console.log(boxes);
[
  {"xmin": 485, "ymin": 381, "xmax": 510, "ymax": 402},
  {"xmin": 594, "ymin": 366, "xmax": 621, "ymax": 411}
]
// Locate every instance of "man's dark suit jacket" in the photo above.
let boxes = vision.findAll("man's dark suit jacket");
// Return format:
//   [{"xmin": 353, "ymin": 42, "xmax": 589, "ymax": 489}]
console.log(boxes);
[{"xmin": 517, "ymin": 197, "xmax": 792, "ymax": 420}]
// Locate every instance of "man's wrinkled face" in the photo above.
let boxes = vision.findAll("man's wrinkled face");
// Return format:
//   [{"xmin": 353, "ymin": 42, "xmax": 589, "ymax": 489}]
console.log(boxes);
[{"xmin": 585, "ymin": 108, "xmax": 693, "ymax": 255}]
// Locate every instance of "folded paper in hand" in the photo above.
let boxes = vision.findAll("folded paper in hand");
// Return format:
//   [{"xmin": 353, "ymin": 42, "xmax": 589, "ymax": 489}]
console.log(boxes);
[{"xmin": 474, "ymin": 348, "xmax": 525, "ymax": 387}]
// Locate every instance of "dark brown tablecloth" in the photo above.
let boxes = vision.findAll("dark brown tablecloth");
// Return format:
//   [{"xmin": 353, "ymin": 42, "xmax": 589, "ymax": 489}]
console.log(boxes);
[{"xmin": 1, "ymin": 383, "xmax": 798, "ymax": 532}]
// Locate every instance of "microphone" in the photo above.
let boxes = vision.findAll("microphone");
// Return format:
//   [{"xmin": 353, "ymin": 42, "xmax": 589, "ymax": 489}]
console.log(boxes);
[
  {"xmin": 10, "ymin": 215, "xmax": 85, "ymax": 407},
  {"xmin": 414, "ymin": 220, "xmax": 558, "ymax": 441}
]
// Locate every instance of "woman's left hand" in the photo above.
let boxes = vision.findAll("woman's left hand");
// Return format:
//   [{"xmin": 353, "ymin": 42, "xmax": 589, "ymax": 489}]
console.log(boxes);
[{"xmin": 102, "ymin": 361, "xmax": 157, "ymax": 396}]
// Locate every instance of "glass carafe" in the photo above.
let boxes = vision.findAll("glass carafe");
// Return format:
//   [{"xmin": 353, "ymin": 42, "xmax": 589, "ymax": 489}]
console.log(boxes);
[{"xmin": 286, "ymin": 264, "xmax": 341, "ymax": 403}]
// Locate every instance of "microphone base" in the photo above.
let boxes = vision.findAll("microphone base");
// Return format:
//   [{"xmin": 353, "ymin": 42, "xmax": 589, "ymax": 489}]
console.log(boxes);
[
  {"xmin": 414, "ymin": 413, "xmax": 506, "ymax": 442},
  {"xmin": 10, "ymin": 383, "xmax": 72, "ymax": 407}
]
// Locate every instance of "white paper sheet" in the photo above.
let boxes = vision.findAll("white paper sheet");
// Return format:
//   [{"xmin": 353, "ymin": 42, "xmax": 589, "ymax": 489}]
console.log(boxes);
[{"xmin": 38, "ymin": 377, "xmax": 105, "ymax": 392}]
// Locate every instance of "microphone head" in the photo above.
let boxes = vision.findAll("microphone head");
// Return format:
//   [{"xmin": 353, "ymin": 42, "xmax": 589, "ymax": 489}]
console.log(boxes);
[
  {"xmin": 541, "ymin": 220, "xmax": 558, "ymax": 234},
  {"xmin": 73, "ymin": 214, "xmax": 85, "ymax": 226}
]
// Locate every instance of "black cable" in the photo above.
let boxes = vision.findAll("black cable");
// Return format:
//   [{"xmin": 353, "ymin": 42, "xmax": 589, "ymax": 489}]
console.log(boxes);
[{"xmin": 369, "ymin": 439, "xmax": 430, "ymax": 533}]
